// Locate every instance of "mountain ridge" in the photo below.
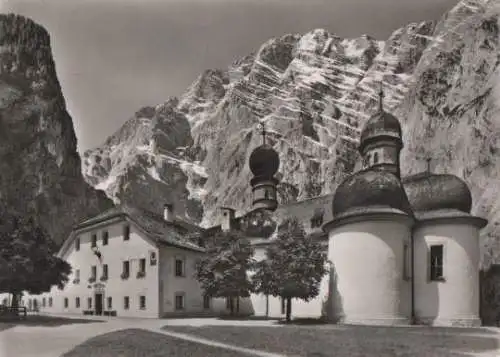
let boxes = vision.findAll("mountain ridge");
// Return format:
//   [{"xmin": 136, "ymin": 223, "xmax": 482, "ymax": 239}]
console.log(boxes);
[
  {"xmin": 83, "ymin": 0, "xmax": 500, "ymax": 269},
  {"xmin": 0, "ymin": 13, "xmax": 114, "ymax": 244}
]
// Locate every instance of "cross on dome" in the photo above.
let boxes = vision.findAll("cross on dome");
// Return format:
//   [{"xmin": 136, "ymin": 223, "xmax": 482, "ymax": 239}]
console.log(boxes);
[
  {"xmin": 378, "ymin": 81, "xmax": 385, "ymax": 111},
  {"xmin": 258, "ymin": 121, "xmax": 266, "ymax": 145}
]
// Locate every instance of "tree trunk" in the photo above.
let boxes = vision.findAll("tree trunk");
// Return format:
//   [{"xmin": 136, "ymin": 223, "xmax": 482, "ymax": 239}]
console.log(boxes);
[
  {"xmin": 286, "ymin": 297, "xmax": 292, "ymax": 323},
  {"xmin": 229, "ymin": 297, "xmax": 234, "ymax": 315},
  {"xmin": 10, "ymin": 292, "xmax": 19, "ymax": 309},
  {"xmin": 265, "ymin": 295, "xmax": 269, "ymax": 317}
]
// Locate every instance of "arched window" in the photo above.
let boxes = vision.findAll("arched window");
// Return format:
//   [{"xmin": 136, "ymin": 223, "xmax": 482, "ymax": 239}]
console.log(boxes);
[
  {"xmin": 373, "ymin": 152, "xmax": 379, "ymax": 164},
  {"xmin": 363, "ymin": 154, "xmax": 370, "ymax": 168}
]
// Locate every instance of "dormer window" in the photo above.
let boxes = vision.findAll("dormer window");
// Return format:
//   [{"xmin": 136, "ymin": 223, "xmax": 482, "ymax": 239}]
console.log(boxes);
[
  {"xmin": 123, "ymin": 225, "xmax": 130, "ymax": 241},
  {"xmin": 91, "ymin": 234, "xmax": 97, "ymax": 248},
  {"xmin": 75, "ymin": 237, "xmax": 80, "ymax": 251}
]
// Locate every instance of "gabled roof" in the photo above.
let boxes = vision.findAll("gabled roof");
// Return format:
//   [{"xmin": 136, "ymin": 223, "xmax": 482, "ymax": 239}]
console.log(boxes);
[{"xmin": 59, "ymin": 204, "xmax": 205, "ymax": 258}]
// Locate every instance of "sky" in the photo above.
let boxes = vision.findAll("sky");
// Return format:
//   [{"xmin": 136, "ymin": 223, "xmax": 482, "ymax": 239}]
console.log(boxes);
[{"xmin": 2, "ymin": 0, "xmax": 459, "ymax": 153}]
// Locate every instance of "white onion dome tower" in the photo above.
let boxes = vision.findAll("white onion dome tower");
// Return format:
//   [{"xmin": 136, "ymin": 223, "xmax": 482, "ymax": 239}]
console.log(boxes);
[
  {"xmin": 358, "ymin": 83, "xmax": 403, "ymax": 178},
  {"xmin": 248, "ymin": 122, "xmax": 280, "ymax": 211},
  {"xmin": 323, "ymin": 83, "xmax": 414, "ymax": 326}
]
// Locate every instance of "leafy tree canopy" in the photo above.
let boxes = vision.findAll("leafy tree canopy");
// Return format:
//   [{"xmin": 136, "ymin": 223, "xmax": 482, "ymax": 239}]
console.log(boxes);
[
  {"xmin": 195, "ymin": 229, "xmax": 255, "ymax": 302},
  {"xmin": 254, "ymin": 217, "xmax": 328, "ymax": 321},
  {"xmin": 0, "ymin": 205, "xmax": 71, "ymax": 303}
]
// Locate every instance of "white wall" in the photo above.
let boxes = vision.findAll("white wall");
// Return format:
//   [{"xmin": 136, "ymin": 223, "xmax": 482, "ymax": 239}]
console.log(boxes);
[
  {"xmin": 327, "ymin": 217, "xmax": 413, "ymax": 325},
  {"xmin": 413, "ymin": 221, "xmax": 481, "ymax": 327},
  {"xmin": 249, "ymin": 243, "xmax": 329, "ymax": 319},
  {"xmin": 24, "ymin": 219, "xmax": 160, "ymax": 318},
  {"xmin": 158, "ymin": 246, "xmax": 215, "ymax": 317}
]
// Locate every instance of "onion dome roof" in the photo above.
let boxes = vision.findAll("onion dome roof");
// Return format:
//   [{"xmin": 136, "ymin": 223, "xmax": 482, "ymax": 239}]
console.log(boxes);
[
  {"xmin": 249, "ymin": 144, "xmax": 280, "ymax": 177},
  {"xmin": 402, "ymin": 172, "xmax": 472, "ymax": 213},
  {"xmin": 359, "ymin": 85, "xmax": 402, "ymax": 152},
  {"xmin": 332, "ymin": 169, "xmax": 413, "ymax": 218}
]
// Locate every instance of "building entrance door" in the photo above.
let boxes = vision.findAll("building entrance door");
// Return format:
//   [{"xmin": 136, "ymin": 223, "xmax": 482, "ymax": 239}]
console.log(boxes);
[{"xmin": 95, "ymin": 293, "xmax": 103, "ymax": 315}]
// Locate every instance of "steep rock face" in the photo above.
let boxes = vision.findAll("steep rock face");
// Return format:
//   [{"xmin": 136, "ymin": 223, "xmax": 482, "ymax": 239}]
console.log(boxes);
[
  {"xmin": 82, "ymin": 98, "xmax": 206, "ymax": 222},
  {"xmin": 83, "ymin": 1, "xmax": 500, "ymax": 271},
  {"xmin": 84, "ymin": 22, "xmax": 434, "ymax": 227},
  {"xmin": 0, "ymin": 14, "xmax": 113, "ymax": 244}
]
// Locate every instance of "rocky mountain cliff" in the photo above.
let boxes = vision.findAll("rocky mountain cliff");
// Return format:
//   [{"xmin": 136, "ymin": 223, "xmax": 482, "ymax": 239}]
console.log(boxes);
[
  {"xmin": 0, "ymin": 14, "xmax": 113, "ymax": 244},
  {"xmin": 83, "ymin": 0, "xmax": 500, "ymax": 266}
]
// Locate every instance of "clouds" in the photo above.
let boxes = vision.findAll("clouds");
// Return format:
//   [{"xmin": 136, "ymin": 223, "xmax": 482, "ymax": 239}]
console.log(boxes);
[{"xmin": 4, "ymin": 0, "xmax": 459, "ymax": 152}]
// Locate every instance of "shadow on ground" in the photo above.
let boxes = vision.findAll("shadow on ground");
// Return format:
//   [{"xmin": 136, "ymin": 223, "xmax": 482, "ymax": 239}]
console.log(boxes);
[
  {"xmin": 0, "ymin": 315, "xmax": 104, "ymax": 332},
  {"xmin": 162, "ymin": 324, "xmax": 500, "ymax": 357},
  {"xmin": 62, "ymin": 328, "xmax": 252, "ymax": 357}
]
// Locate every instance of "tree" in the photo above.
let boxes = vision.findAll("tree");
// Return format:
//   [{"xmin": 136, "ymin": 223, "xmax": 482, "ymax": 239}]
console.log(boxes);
[
  {"xmin": 195, "ymin": 229, "xmax": 255, "ymax": 315},
  {"xmin": 252, "ymin": 259, "xmax": 276, "ymax": 317},
  {"xmin": 254, "ymin": 217, "xmax": 328, "ymax": 322},
  {"xmin": 0, "ymin": 207, "xmax": 72, "ymax": 309}
]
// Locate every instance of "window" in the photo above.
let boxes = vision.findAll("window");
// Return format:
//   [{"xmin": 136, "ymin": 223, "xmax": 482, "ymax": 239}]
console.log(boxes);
[
  {"xmin": 91, "ymin": 234, "xmax": 97, "ymax": 248},
  {"xmin": 264, "ymin": 189, "xmax": 270, "ymax": 199},
  {"xmin": 76, "ymin": 269, "xmax": 80, "ymax": 280},
  {"xmin": 281, "ymin": 298, "xmax": 286, "ymax": 315},
  {"xmin": 102, "ymin": 264, "xmax": 108, "ymax": 280},
  {"xmin": 139, "ymin": 296, "xmax": 146, "ymax": 310},
  {"xmin": 363, "ymin": 155, "xmax": 369, "ymax": 168},
  {"xmin": 139, "ymin": 258, "xmax": 146, "ymax": 273},
  {"xmin": 107, "ymin": 297, "xmax": 112, "ymax": 309},
  {"xmin": 365, "ymin": 153, "xmax": 372, "ymax": 167},
  {"xmin": 310, "ymin": 211, "xmax": 324, "ymax": 228},
  {"xmin": 373, "ymin": 152, "xmax": 379, "ymax": 164},
  {"xmin": 124, "ymin": 296, "xmax": 130, "ymax": 310},
  {"xmin": 430, "ymin": 245, "xmax": 444, "ymax": 281},
  {"xmin": 87, "ymin": 297, "xmax": 92, "ymax": 309},
  {"xmin": 122, "ymin": 261, "xmax": 130, "ymax": 279},
  {"xmin": 64, "ymin": 298, "xmax": 68, "ymax": 308},
  {"xmin": 150, "ymin": 251, "xmax": 157, "ymax": 266},
  {"xmin": 175, "ymin": 294, "xmax": 185, "ymax": 310},
  {"xmin": 42, "ymin": 297, "xmax": 46, "ymax": 307},
  {"xmin": 203, "ymin": 294, "xmax": 210, "ymax": 309},
  {"xmin": 48, "ymin": 297, "xmax": 52, "ymax": 307},
  {"xmin": 75, "ymin": 238, "xmax": 80, "ymax": 251},
  {"xmin": 102, "ymin": 231, "xmax": 109, "ymax": 246},
  {"xmin": 123, "ymin": 225, "xmax": 130, "ymax": 241},
  {"xmin": 76, "ymin": 297, "xmax": 80, "ymax": 308},
  {"xmin": 91, "ymin": 266, "xmax": 97, "ymax": 280},
  {"xmin": 175, "ymin": 258, "xmax": 185, "ymax": 277}
]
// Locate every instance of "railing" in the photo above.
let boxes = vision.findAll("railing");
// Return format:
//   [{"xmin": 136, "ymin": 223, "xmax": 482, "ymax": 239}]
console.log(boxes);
[{"xmin": 0, "ymin": 306, "xmax": 27, "ymax": 320}]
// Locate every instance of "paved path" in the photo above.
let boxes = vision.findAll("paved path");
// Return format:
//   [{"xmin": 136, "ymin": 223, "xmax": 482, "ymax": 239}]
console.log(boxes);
[
  {"xmin": 0, "ymin": 315, "xmax": 280, "ymax": 357},
  {"xmin": 1, "ymin": 314, "xmax": 500, "ymax": 357}
]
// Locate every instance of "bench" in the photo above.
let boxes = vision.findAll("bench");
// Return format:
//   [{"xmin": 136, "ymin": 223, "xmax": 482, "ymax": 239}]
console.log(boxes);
[{"xmin": 0, "ymin": 306, "xmax": 27, "ymax": 320}]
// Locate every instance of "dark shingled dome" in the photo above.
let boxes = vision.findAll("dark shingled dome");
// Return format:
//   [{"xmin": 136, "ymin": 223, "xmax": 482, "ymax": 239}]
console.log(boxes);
[
  {"xmin": 332, "ymin": 169, "xmax": 413, "ymax": 217},
  {"xmin": 402, "ymin": 172, "xmax": 472, "ymax": 213},
  {"xmin": 249, "ymin": 144, "xmax": 280, "ymax": 177},
  {"xmin": 359, "ymin": 110, "xmax": 402, "ymax": 152}
]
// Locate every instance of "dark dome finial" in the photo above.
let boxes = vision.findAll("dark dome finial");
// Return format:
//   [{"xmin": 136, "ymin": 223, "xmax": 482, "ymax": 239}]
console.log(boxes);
[{"xmin": 249, "ymin": 121, "xmax": 280, "ymax": 177}]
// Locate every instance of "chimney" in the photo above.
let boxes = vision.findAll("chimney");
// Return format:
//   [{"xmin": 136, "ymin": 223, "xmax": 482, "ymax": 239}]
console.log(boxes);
[
  {"xmin": 163, "ymin": 203, "xmax": 174, "ymax": 223},
  {"xmin": 220, "ymin": 207, "xmax": 235, "ymax": 232}
]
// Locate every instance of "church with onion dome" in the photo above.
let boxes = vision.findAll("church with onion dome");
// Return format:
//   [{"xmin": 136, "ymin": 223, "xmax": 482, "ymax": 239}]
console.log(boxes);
[
  {"xmin": 13, "ymin": 86, "xmax": 487, "ymax": 326},
  {"xmin": 209, "ymin": 86, "xmax": 488, "ymax": 327}
]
